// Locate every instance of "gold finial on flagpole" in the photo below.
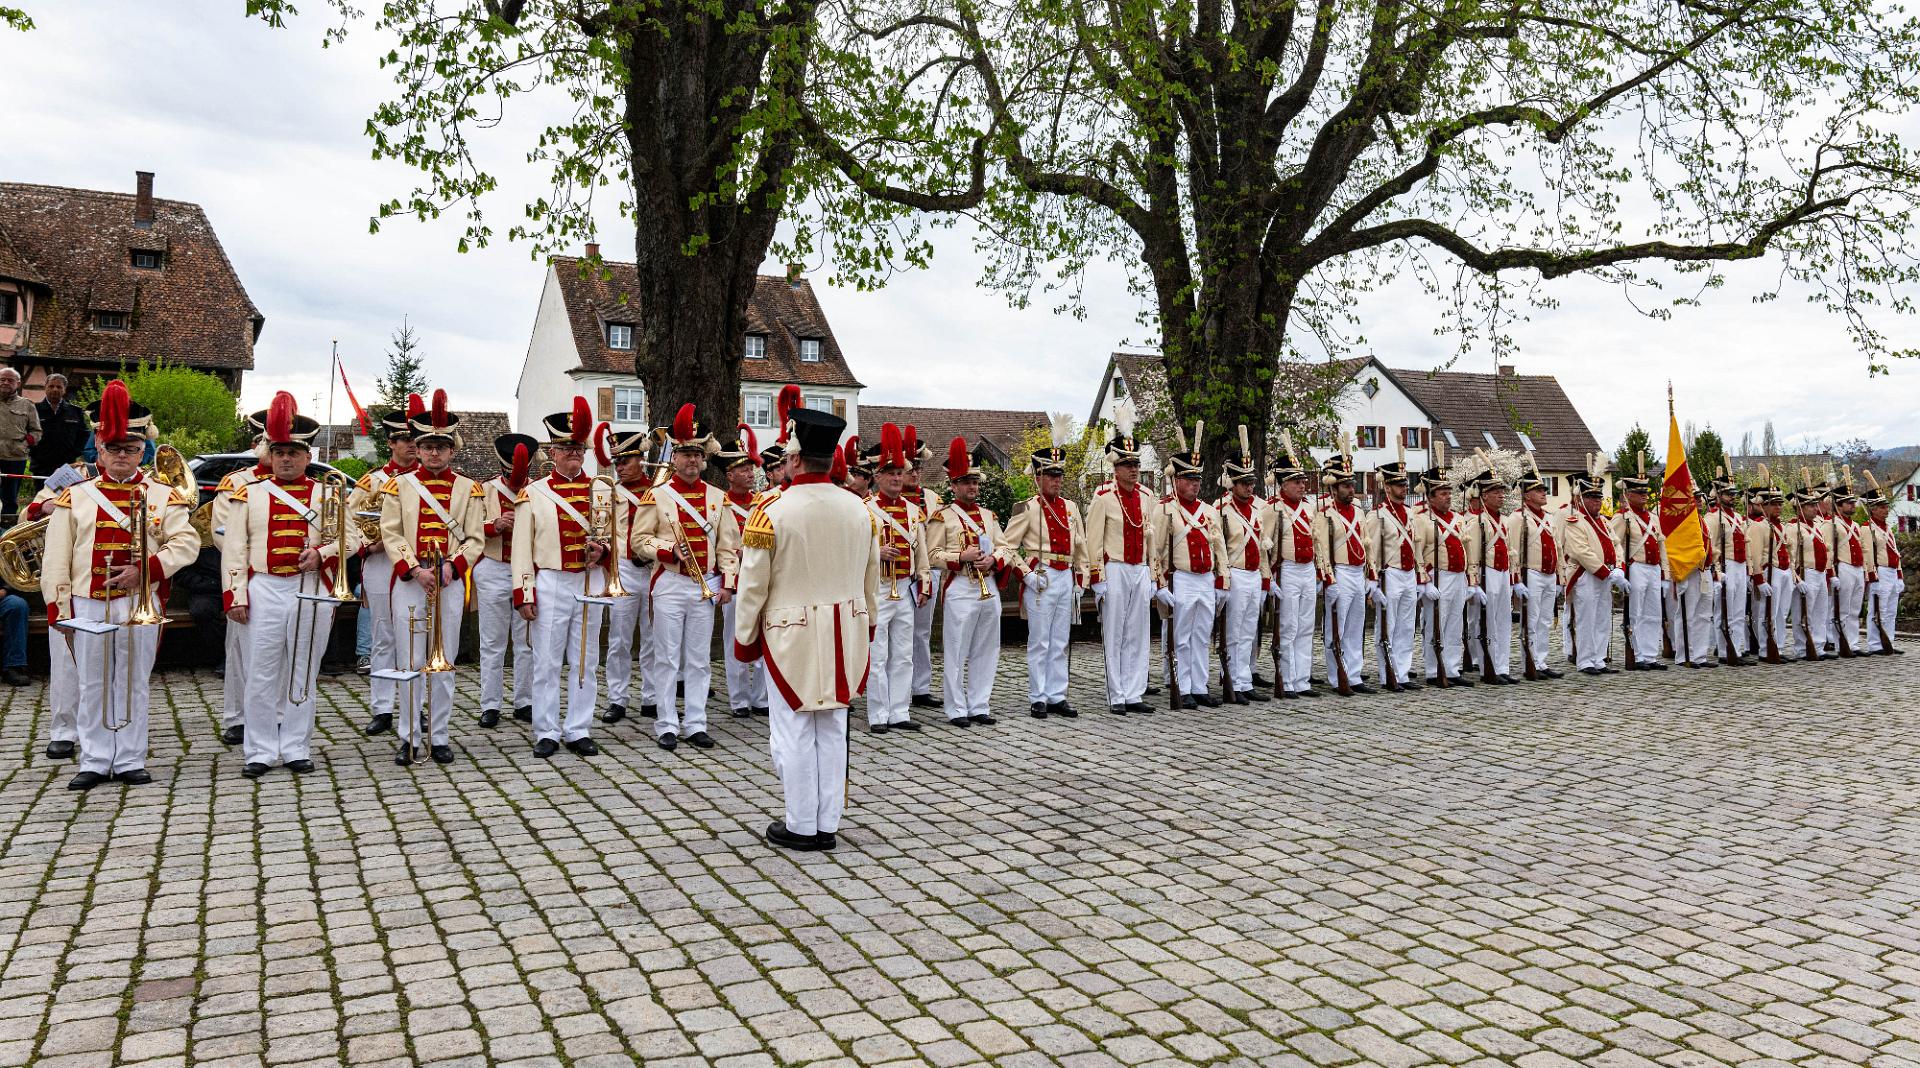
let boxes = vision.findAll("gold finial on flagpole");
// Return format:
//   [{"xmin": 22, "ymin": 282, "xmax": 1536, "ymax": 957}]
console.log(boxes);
[{"xmin": 1667, "ymin": 380, "xmax": 1674, "ymax": 417}]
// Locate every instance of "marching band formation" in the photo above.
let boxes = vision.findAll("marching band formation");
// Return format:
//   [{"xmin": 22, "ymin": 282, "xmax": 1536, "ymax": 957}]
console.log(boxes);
[{"xmin": 21, "ymin": 379, "xmax": 1909, "ymax": 852}]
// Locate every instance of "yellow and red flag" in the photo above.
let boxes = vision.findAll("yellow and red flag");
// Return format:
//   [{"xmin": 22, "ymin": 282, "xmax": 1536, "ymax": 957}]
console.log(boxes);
[{"xmin": 1660, "ymin": 389, "xmax": 1706, "ymax": 581}]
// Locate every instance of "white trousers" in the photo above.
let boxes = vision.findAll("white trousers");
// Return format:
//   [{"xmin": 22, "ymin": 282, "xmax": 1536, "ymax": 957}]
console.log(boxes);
[
  {"xmin": 1665, "ymin": 570, "xmax": 1713, "ymax": 665},
  {"xmin": 46, "ymin": 625, "xmax": 77, "ymax": 743},
  {"xmin": 364, "ymin": 552, "xmax": 398, "ymax": 717},
  {"xmin": 1865, "ymin": 567, "xmax": 1903, "ymax": 652},
  {"xmin": 1375, "ymin": 567, "xmax": 1418, "ymax": 687},
  {"xmin": 1762, "ymin": 568, "xmax": 1794, "ymax": 658},
  {"xmin": 242, "ymin": 573, "xmax": 334, "ymax": 766},
  {"xmin": 1274, "ymin": 561, "xmax": 1318, "ymax": 694},
  {"xmin": 528, "ymin": 567, "xmax": 604, "ymax": 742},
  {"xmin": 1222, "ymin": 568, "xmax": 1262, "ymax": 692},
  {"xmin": 1715, "ymin": 565, "xmax": 1750, "ymax": 659},
  {"xmin": 1833, "ymin": 563, "xmax": 1866, "ymax": 652},
  {"xmin": 1023, "ymin": 570, "xmax": 1074, "ymax": 703},
  {"xmin": 71, "ymin": 597, "xmax": 158, "ymax": 776},
  {"xmin": 1423, "ymin": 571, "xmax": 1467, "ymax": 678},
  {"xmin": 390, "ymin": 576, "xmax": 466, "ymax": 748},
  {"xmin": 1477, "ymin": 569, "xmax": 1512, "ymax": 677},
  {"xmin": 867, "ymin": 580, "xmax": 917, "ymax": 725},
  {"xmin": 911, "ymin": 573, "xmax": 938, "ymax": 696},
  {"xmin": 1323, "ymin": 565, "xmax": 1364, "ymax": 683},
  {"xmin": 1519, "ymin": 571, "xmax": 1556, "ymax": 674},
  {"xmin": 722, "ymin": 596, "xmax": 768, "ymax": 712},
  {"xmin": 1169, "ymin": 570, "xmax": 1216, "ymax": 697},
  {"xmin": 473, "ymin": 557, "xmax": 533, "ymax": 712},
  {"xmin": 221, "ymin": 614, "xmax": 248, "ymax": 729},
  {"xmin": 1571, "ymin": 574, "xmax": 1611, "ymax": 671},
  {"xmin": 768, "ymin": 687, "xmax": 846, "ymax": 837},
  {"xmin": 648, "ymin": 570, "xmax": 715, "ymax": 739},
  {"xmin": 604, "ymin": 557, "xmax": 651, "ymax": 707},
  {"xmin": 1627, "ymin": 562, "xmax": 1664, "ymax": 663},
  {"xmin": 942, "ymin": 578, "xmax": 1000, "ymax": 719},
  {"xmin": 1789, "ymin": 572, "xmax": 1831, "ymax": 658},
  {"xmin": 1100, "ymin": 562, "xmax": 1152, "ymax": 704}
]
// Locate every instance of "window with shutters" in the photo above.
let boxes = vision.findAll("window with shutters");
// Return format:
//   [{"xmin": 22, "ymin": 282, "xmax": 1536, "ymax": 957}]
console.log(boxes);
[
  {"xmin": 1355, "ymin": 425, "xmax": 1386, "ymax": 449},
  {"xmin": 613, "ymin": 386, "xmax": 644, "ymax": 422},
  {"xmin": 1400, "ymin": 427, "xmax": 1431, "ymax": 449},
  {"xmin": 832, "ymin": 398, "xmax": 846, "ymax": 420}
]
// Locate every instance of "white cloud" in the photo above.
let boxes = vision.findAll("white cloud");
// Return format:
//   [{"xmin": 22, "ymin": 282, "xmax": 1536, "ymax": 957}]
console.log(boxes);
[{"xmin": 8, "ymin": 0, "xmax": 1915, "ymax": 453}]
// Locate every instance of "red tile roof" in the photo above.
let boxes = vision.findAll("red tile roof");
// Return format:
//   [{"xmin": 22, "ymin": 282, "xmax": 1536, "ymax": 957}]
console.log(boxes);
[
  {"xmin": 860, "ymin": 404, "xmax": 1048, "ymax": 485},
  {"xmin": 0, "ymin": 181, "xmax": 261, "ymax": 370},
  {"xmin": 549, "ymin": 257, "xmax": 861, "ymax": 388},
  {"xmin": 1386, "ymin": 366, "xmax": 1600, "ymax": 473}
]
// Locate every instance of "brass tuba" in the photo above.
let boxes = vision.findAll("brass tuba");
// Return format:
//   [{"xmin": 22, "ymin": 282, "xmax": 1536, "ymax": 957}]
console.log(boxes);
[{"xmin": 0, "ymin": 516, "xmax": 47, "ymax": 590}]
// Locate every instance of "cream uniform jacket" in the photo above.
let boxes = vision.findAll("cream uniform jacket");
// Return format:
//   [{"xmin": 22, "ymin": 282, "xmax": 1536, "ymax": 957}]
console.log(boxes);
[
  {"xmin": 1505, "ymin": 507, "xmax": 1560, "ymax": 576},
  {"xmin": 1559, "ymin": 508, "xmax": 1623, "ymax": 578},
  {"xmin": 1613, "ymin": 508, "xmax": 1672, "ymax": 578},
  {"xmin": 926, "ymin": 500, "xmax": 1016, "ymax": 588},
  {"xmin": 732, "ymin": 477, "xmax": 881, "ymax": 711},
  {"xmin": 1313, "ymin": 501, "xmax": 1369, "ymax": 579},
  {"xmin": 508, "ymin": 473, "xmax": 621, "ymax": 604},
  {"xmin": 479, "ymin": 475, "xmax": 522, "ymax": 563},
  {"xmin": 348, "ymin": 462, "xmax": 411, "ymax": 551},
  {"xmin": 1866, "ymin": 519, "xmax": 1902, "ymax": 571},
  {"xmin": 1003, "ymin": 494, "xmax": 1088, "ymax": 580},
  {"xmin": 377, "ymin": 470, "xmax": 487, "ymax": 580},
  {"xmin": 40, "ymin": 475, "xmax": 199, "ymax": 618},
  {"xmin": 1216, "ymin": 496, "xmax": 1272, "ymax": 583},
  {"xmin": 1784, "ymin": 516, "xmax": 1834, "ymax": 578},
  {"xmin": 213, "ymin": 463, "xmax": 268, "ymax": 602},
  {"xmin": 221, "ymin": 479, "xmax": 363, "ymax": 607},
  {"xmin": 863, "ymin": 493, "xmax": 931, "ymax": 588},
  {"xmin": 631, "ymin": 478, "xmax": 740, "ymax": 589},
  {"xmin": 1155, "ymin": 498, "xmax": 1229, "ymax": 585},
  {"xmin": 1270, "ymin": 497, "xmax": 1331, "ymax": 575},
  {"xmin": 1463, "ymin": 508, "xmax": 1516, "ymax": 579},
  {"xmin": 1083, "ymin": 483, "xmax": 1163, "ymax": 583},
  {"xmin": 1745, "ymin": 515, "xmax": 1789, "ymax": 578}
]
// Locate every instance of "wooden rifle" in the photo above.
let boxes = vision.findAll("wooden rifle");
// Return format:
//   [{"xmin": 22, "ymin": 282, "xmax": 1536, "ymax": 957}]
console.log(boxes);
[
  {"xmin": 1477, "ymin": 507, "xmax": 1496, "ymax": 683},
  {"xmin": 1715, "ymin": 477, "xmax": 1737, "ymax": 665},
  {"xmin": 1614, "ymin": 509, "xmax": 1638, "ymax": 670},
  {"xmin": 1322, "ymin": 506, "xmax": 1352, "ymax": 696},
  {"xmin": 1517, "ymin": 454, "xmax": 1538, "ymax": 680},
  {"xmin": 1829, "ymin": 498, "xmax": 1855, "ymax": 658},
  {"xmin": 1375, "ymin": 472, "xmax": 1399, "ymax": 691}
]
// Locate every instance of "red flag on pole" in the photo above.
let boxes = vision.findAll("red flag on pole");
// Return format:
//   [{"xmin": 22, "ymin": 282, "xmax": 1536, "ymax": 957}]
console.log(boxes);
[{"xmin": 339, "ymin": 362, "xmax": 372, "ymax": 435}]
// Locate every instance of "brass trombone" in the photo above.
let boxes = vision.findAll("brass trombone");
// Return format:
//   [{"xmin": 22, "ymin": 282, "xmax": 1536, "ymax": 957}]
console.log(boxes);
[
  {"xmin": 288, "ymin": 474, "xmax": 358, "ymax": 704},
  {"xmin": 423, "ymin": 550, "xmax": 455, "ymax": 675},
  {"xmin": 402, "ymin": 606, "xmax": 430, "ymax": 762},
  {"xmin": 972, "ymin": 534, "xmax": 995, "ymax": 600}
]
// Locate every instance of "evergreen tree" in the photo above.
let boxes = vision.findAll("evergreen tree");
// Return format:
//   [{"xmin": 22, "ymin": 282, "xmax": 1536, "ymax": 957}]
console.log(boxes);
[
  {"xmin": 1613, "ymin": 424, "xmax": 1661, "ymax": 488},
  {"xmin": 371, "ymin": 318, "xmax": 430, "ymax": 460},
  {"xmin": 1688, "ymin": 429, "xmax": 1729, "ymax": 484}
]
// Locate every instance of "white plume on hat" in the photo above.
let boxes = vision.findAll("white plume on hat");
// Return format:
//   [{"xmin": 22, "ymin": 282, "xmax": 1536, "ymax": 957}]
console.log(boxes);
[
  {"xmin": 1111, "ymin": 398, "xmax": 1136, "ymax": 438},
  {"xmin": 1050, "ymin": 412, "xmax": 1075, "ymax": 449}
]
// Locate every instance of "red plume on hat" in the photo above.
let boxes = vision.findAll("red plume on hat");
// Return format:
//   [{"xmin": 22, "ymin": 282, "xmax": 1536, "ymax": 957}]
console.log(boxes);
[
  {"xmin": 592, "ymin": 422, "xmax": 613, "ymax": 467},
  {"xmin": 945, "ymin": 436, "xmax": 971, "ymax": 480},
  {"xmin": 830, "ymin": 443, "xmax": 848, "ymax": 484},
  {"xmin": 267, "ymin": 391, "xmax": 297, "ymax": 443},
  {"xmin": 98, "ymin": 379, "xmax": 131, "ymax": 444},
  {"xmin": 844, "ymin": 434, "xmax": 861, "ymax": 465},
  {"xmin": 570, "ymin": 395, "xmax": 592, "ymax": 443},
  {"xmin": 406, "ymin": 393, "xmax": 426, "ymax": 421},
  {"xmin": 739, "ymin": 423, "xmax": 760, "ymax": 458},
  {"xmin": 881, "ymin": 422, "xmax": 904, "ymax": 469},
  {"xmin": 775, "ymin": 384, "xmax": 803, "ymax": 444},
  {"xmin": 509, "ymin": 443, "xmax": 531, "ymax": 489},
  {"xmin": 429, "ymin": 388, "xmax": 450, "ymax": 431},
  {"xmin": 672, "ymin": 403, "xmax": 697, "ymax": 443},
  {"xmin": 904, "ymin": 424, "xmax": 920, "ymax": 461}
]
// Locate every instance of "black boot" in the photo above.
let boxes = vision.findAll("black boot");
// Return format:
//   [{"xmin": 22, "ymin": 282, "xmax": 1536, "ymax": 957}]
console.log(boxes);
[
  {"xmin": 365, "ymin": 714, "xmax": 392, "ymax": 736},
  {"xmin": 601, "ymin": 703, "xmax": 627, "ymax": 724},
  {"xmin": 478, "ymin": 709, "xmax": 500, "ymax": 729}
]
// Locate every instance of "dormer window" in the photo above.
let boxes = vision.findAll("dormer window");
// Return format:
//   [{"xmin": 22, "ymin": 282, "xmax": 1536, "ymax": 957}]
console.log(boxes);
[
  {"xmin": 799, "ymin": 338, "xmax": 822, "ymax": 363},
  {"xmin": 607, "ymin": 323, "xmax": 633, "ymax": 350},
  {"xmin": 743, "ymin": 334, "xmax": 767, "ymax": 359},
  {"xmin": 130, "ymin": 249, "xmax": 163, "ymax": 270},
  {"xmin": 93, "ymin": 311, "xmax": 128, "ymax": 332}
]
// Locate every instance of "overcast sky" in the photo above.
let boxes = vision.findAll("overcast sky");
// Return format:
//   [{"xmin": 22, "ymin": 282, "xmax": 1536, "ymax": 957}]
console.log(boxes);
[{"xmin": 6, "ymin": 2, "xmax": 1916, "ymax": 454}]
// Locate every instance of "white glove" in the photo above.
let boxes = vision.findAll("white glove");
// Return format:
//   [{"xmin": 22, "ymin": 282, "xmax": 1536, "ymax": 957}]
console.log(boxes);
[
  {"xmin": 1512, "ymin": 583, "xmax": 1529, "ymax": 603},
  {"xmin": 1267, "ymin": 584, "xmax": 1282, "ymax": 604},
  {"xmin": 1023, "ymin": 571, "xmax": 1042, "ymax": 592},
  {"xmin": 1420, "ymin": 584, "xmax": 1439, "ymax": 604},
  {"xmin": 1213, "ymin": 587, "xmax": 1228, "ymax": 607},
  {"xmin": 1799, "ymin": 578, "xmax": 1818, "ymax": 598},
  {"xmin": 1608, "ymin": 571, "xmax": 1630, "ymax": 592},
  {"xmin": 1153, "ymin": 586, "xmax": 1174, "ymax": 609},
  {"xmin": 1368, "ymin": 585, "xmax": 1386, "ymax": 609},
  {"xmin": 1662, "ymin": 579, "xmax": 1676, "ymax": 598},
  {"xmin": 1468, "ymin": 586, "xmax": 1486, "ymax": 606}
]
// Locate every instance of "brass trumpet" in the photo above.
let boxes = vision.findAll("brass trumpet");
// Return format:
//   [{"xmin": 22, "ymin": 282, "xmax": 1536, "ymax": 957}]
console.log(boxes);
[
  {"xmin": 588, "ymin": 475, "xmax": 628, "ymax": 598},
  {"xmin": 973, "ymin": 536, "xmax": 995, "ymax": 600},
  {"xmin": 423, "ymin": 550, "xmax": 455, "ymax": 674}
]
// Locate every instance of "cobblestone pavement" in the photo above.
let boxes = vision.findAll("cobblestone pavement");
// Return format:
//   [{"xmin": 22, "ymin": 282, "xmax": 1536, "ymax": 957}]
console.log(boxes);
[{"xmin": 1, "ymin": 630, "xmax": 1918, "ymax": 1068}]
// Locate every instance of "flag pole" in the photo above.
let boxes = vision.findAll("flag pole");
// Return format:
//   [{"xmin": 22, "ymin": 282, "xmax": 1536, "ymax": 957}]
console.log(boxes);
[{"xmin": 326, "ymin": 340, "xmax": 340, "ymax": 462}]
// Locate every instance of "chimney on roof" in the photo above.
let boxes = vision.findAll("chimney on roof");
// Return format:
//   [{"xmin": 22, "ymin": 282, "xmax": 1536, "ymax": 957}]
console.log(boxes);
[
  {"xmin": 1497, "ymin": 363, "xmax": 1515, "ymax": 376},
  {"xmin": 585, "ymin": 241, "xmax": 600, "ymax": 260},
  {"xmin": 786, "ymin": 263, "xmax": 804, "ymax": 288},
  {"xmin": 134, "ymin": 171, "xmax": 154, "ymax": 228}
]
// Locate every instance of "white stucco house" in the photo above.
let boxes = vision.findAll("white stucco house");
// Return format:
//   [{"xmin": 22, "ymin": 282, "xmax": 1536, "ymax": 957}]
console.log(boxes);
[{"xmin": 515, "ymin": 250, "xmax": 863, "ymax": 440}]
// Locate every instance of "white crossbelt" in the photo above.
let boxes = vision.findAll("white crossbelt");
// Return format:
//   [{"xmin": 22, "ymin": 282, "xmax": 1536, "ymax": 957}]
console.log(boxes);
[
  {"xmin": 865, "ymin": 499, "xmax": 914, "ymax": 544},
  {"xmin": 259, "ymin": 480, "xmax": 319, "ymax": 526},
  {"xmin": 654, "ymin": 483, "xmax": 713, "ymax": 536},
  {"xmin": 402, "ymin": 473, "xmax": 464, "ymax": 542},
  {"xmin": 947, "ymin": 503, "xmax": 992, "ymax": 556},
  {"xmin": 532, "ymin": 479, "xmax": 591, "ymax": 530},
  {"xmin": 79, "ymin": 480, "xmax": 133, "ymax": 530}
]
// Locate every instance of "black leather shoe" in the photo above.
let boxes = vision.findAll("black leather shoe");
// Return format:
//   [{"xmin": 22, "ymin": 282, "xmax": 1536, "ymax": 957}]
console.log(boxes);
[
  {"xmin": 533, "ymin": 738, "xmax": 559, "ymax": 758},
  {"xmin": 871, "ymin": 723, "xmax": 890, "ymax": 733},
  {"xmin": 286, "ymin": 759, "xmax": 315, "ymax": 774},
  {"xmin": 1452, "ymin": 677, "xmax": 1475, "ymax": 687},
  {"xmin": 115, "ymin": 768, "xmax": 152, "ymax": 785},
  {"xmin": 686, "ymin": 732, "xmax": 715, "ymax": 749},
  {"xmin": 910, "ymin": 693, "xmax": 943, "ymax": 708},
  {"xmin": 514, "ymin": 705, "xmax": 533, "ymax": 722},
  {"xmin": 365, "ymin": 714, "xmax": 392, "ymax": 736},
  {"xmin": 1049, "ymin": 701, "xmax": 1076, "ymax": 718},
  {"xmin": 394, "ymin": 746, "xmax": 414, "ymax": 767},
  {"xmin": 729, "ymin": 707, "xmax": 752, "ymax": 718},
  {"xmin": 1235, "ymin": 690, "xmax": 1258, "ymax": 704},
  {"xmin": 1581, "ymin": 667, "xmax": 1605, "ymax": 675},
  {"xmin": 1252, "ymin": 673, "xmax": 1273, "ymax": 688},
  {"xmin": 1647, "ymin": 662, "xmax": 1668, "ymax": 671},
  {"xmin": 1144, "ymin": 685, "xmax": 1163, "ymax": 696},
  {"xmin": 970, "ymin": 714, "xmax": 995, "ymax": 726},
  {"xmin": 766, "ymin": 821, "xmax": 823, "ymax": 851},
  {"xmin": 1295, "ymin": 687, "xmax": 1321, "ymax": 698},
  {"xmin": 601, "ymin": 703, "xmax": 628, "ymax": 724},
  {"xmin": 1180, "ymin": 696, "xmax": 1199, "ymax": 710},
  {"xmin": 1497, "ymin": 675, "xmax": 1519, "ymax": 684},
  {"xmin": 1, "ymin": 667, "xmax": 27, "ymax": 686},
  {"xmin": 1276, "ymin": 689, "xmax": 1296, "ymax": 700},
  {"xmin": 1352, "ymin": 684, "xmax": 1378, "ymax": 695},
  {"xmin": 893, "ymin": 720, "xmax": 922, "ymax": 732},
  {"xmin": 754, "ymin": 705, "xmax": 771, "ymax": 715},
  {"xmin": 1127, "ymin": 702, "xmax": 1154, "ymax": 715},
  {"xmin": 431, "ymin": 745, "xmax": 455, "ymax": 764},
  {"xmin": 45, "ymin": 739, "xmax": 75, "ymax": 759},
  {"xmin": 220, "ymin": 725, "xmax": 243, "ymax": 746},
  {"xmin": 567, "ymin": 737, "xmax": 600, "ymax": 756},
  {"xmin": 947, "ymin": 717, "xmax": 971, "ymax": 728},
  {"xmin": 657, "ymin": 732, "xmax": 678, "ymax": 750},
  {"xmin": 1426, "ymin": 678, "xmax": 1445, "ymax": 688},
  {"xmin": 479, "ymin": 709, "xmax": 500, "ymax": 728},
  {"xmin": 1109, "ymin": 704, "xmax": 1128, "ymax": 715},
  {"xmin": 640, "ymin": 704, "xmax": 659, "ymax": 719},
  {"xmin": 68, "ymin": 771, "xmax": 106, "ymax": 791},
  {"xmin": 1195, "ymin": 695, "xmax": 1220, "ymax": 708},
  {"xmin": 1598, "ymin": 666, "xmax": 1619, "ymax": 674},
  {"xmin": 1541, "ymin": 669, "xmax": 1564, "ymax": 679},
  {"xmin": 1030, "ymin": 702, "xmax": 1048, "ymax": 718},
  {"xmin": 241, "ymin": 763, "xmax": 270, "ymax": 779},
  {"xmin": 813, "ymin": 831, "xmax": 838, "ymax": 850}
]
